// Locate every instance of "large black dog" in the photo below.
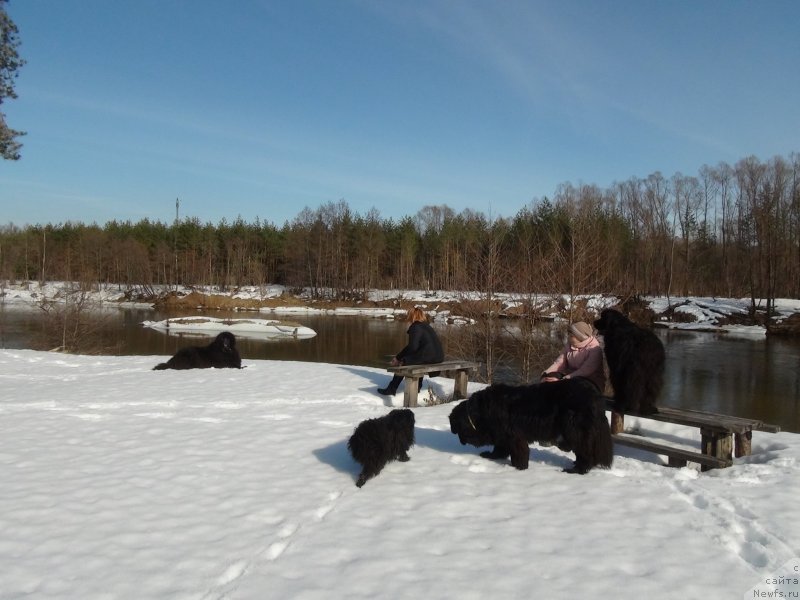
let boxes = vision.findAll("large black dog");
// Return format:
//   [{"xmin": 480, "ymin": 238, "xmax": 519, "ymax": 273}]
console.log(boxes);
[
  {"xmin": 153, "ymin": 331, "xmax": 242, "ymax": 370},
  {"xmin": 448, "ymin": 379, "xmax": 613, "ymax": 474},
  {"xmin": 348, "ymin": 408, "xmax": 415, "ymax": 487},
  {"xmin": 594, "ymin": 308, "xmax": 665, "ymax": 415}
]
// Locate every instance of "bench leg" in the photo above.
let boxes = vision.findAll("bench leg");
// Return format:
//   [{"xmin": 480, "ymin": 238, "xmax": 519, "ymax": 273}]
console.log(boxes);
[
  {"xmin": 453, "ymin": 370, "xmax": 469, "ymax": 400},
  {"xmin": 701, "ymin": 429, "xmax": 733, "ymax": 471},
  {"xmin": 735, "ymin": 430, "xmax": 752, "ymax": 457},
  {"xmin": 403, "ymin": 376, "xmax": 420, "ymax": 408}
]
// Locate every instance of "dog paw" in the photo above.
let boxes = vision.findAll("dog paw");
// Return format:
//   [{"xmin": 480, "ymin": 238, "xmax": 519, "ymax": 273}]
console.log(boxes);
[
  {"xmin": 563, "ymin": 464, "xmax": 589, "ymax": 475},
  {"xmin": 480, "ymin": 450, "xmax": 509, "ymax": 460}
]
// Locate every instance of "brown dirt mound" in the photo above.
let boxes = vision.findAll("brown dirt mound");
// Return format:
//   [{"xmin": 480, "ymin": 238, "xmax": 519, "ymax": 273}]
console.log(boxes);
[
  {"xmin": 767, "ymin": 312, "xmax": 800, "ymax": 336},
  {"xmin": 155, "ymin": 291, "xmax": 265, "ymax": 311}
]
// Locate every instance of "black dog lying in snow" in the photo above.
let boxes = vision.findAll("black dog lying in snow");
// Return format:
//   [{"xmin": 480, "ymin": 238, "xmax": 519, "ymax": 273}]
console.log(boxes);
[
  {"xmin": 348, "ymin": 409, "xmax": 415, "ymax": 487},
  {"xmin": 153, "ymin": 331, "xmax": 242, "ymax": 370}
]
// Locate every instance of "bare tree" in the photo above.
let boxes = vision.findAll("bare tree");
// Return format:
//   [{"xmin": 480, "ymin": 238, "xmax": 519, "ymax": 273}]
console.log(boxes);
[
  {"xmin": 35, "ymin": 282, "xmax": 118, "ymax": 354},
  {"xmin": 671, "ymin": 173, "xmax": 702, "ymax": 296},
  {"xmin": 2, "ymin": 151, "xmax": 799, "ymax": 301}
]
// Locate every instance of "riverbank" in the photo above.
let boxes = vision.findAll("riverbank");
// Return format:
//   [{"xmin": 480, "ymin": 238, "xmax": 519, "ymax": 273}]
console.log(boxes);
[{"xmin": 2, "ymin": 281, "xmax": 800, "ymax": 336}]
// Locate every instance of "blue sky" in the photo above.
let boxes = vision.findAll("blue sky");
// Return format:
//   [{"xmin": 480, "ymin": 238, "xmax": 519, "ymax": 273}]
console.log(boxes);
[{"xmin": 2, "ymin": 0, "xmax": 798, "ymax": 228}]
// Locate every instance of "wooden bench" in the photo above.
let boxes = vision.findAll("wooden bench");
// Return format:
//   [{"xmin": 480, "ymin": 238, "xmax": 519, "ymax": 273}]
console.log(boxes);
[
  {"xmin": 386, "ymin": 360, "xmax": 480, "ymax": 408},
  {"xmin": 605, "ymin": 398, "xmax": 780, "ymax": 471}
]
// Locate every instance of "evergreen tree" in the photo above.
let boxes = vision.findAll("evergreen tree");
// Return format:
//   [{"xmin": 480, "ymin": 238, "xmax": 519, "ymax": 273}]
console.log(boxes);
[{"xmin": 0, "ymin": 0, "xmax": 25, "ymax": 160}]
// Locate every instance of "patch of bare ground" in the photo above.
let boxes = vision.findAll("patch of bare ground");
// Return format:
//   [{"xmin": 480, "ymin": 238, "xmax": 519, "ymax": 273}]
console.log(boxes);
[
  {"xmin": 767, "ymin": 312, "xmax": 800, "ymax": 335},
  {"xmin": 153, "ymin": 291, "xmax": 304, "ymax": 311},
  {"xmin": 149, "ymin": 290, "xmax": 465, "ymax": 318}
]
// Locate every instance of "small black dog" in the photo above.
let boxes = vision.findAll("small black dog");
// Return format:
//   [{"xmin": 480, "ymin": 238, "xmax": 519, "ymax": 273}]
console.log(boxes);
[
  {"xmin": 347, "ymin": 409, "xmax": 415, "ymax": 487},
  {"xmin": 153, "ymin": 331, "xmax": 242, "ymax": 370}
]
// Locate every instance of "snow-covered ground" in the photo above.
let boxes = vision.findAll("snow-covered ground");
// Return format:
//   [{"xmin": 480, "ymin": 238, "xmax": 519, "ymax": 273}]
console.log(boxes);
[{"xmin": 0, "ymin": 350, "xmax": 798, "ymax": 599}]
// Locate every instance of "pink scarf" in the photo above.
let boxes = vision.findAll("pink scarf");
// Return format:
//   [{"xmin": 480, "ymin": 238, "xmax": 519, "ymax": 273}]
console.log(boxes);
[{"xmin": 570, "ymin": 335, "xmax": 595, "ymax": 351}]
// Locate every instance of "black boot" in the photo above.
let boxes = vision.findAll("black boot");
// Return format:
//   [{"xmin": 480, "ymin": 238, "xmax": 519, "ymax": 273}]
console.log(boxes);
[{"xmin": 378, "ymin": 375, "xmax": 403, "ymax": 395}]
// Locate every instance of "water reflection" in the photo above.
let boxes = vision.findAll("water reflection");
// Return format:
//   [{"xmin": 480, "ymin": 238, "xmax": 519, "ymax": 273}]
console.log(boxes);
[
  {"xmin": 2, "ymin": 305, "xmax": 799, "ymax": 432},
  {"xmin": 81, "ymin": 309, "xmax": 395, "ymax": 369},
  {"xmin": 659, "ymin": 329, "xmax": 800, "ymax": 433}
]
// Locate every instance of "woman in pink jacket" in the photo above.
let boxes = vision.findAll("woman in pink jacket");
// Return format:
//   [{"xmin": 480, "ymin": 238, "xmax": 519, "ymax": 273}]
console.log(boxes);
[{"xmin": 541, "ymin": 321, "xmax": 606, "ymax": 393}]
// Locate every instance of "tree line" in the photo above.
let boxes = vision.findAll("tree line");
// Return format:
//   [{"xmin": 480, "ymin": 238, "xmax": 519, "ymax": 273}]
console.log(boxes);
[{"xmin": 1, "ymin": 153, "xmax": 798, "ymax": 312}]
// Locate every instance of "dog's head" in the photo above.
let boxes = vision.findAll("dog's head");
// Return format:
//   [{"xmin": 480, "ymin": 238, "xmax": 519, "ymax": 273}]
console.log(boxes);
[
  {"xmin": 386, "ymin": 408, "xmax": 416, "ymax": 439},
  {"xmin": 214, "ymin": 331, "xmax": 237, "ymax": 352},
  {"xmin": 593, "ymin": 308, "xmax": 628, "ymax": 334},
  {"xmin": 386, "ymin": 408, "xmax": 415, "ymax": 427},
  {"xmin": 448, "ymin": 393, "xmax": 493, "ymax": 448}
]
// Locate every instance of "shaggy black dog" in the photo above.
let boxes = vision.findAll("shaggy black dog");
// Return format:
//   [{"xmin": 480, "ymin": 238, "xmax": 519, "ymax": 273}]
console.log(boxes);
[
  {"xmin": 448, "ymin": 379, "xmax": 613, "ymax": 474},
  {"xmin": 153, "ymin": 331, "xmax": 242, "ymax": 370},
  {"xmin": 348, "ymin": 409, "xmax": 415, "ymax": 487},
  {"xmin": 593, "ymin": 308, "xmax": 665, "ymax": 415}
]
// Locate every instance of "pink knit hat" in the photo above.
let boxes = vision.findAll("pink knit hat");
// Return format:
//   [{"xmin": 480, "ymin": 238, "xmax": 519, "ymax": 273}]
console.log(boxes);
[{"xmin": 568, "ymin": 321, "xmax": 593, "ymax": 341}]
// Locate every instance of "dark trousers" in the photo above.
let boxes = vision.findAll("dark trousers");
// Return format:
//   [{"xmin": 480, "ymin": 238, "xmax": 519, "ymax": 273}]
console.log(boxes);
[{"xmin": 384, "ymin": 373, "xmax": 425, "ymax": 393}]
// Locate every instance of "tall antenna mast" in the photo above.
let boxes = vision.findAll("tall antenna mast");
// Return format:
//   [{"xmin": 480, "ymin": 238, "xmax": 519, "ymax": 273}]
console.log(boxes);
[{"xmin": 174, "ymin": 198, "xmax": 180, "ymax": 289}]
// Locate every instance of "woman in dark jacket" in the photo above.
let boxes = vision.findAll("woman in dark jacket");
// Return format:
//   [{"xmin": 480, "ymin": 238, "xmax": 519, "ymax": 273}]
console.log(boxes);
[{"xmin": 378, "ymin": 307, "xmax": 444, "ymax": 395}]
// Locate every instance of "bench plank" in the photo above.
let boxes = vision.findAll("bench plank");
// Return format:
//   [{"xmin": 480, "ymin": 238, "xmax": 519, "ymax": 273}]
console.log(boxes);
[
  {"xmin": 613, "ymin": 433, "xmax": 733, "ymax": 469},
  {"xmin": 603, "ymin": 397, "xmax": 781, "ymax": 469},
  {"xmin": 604, "ymin": 398, "xmax": 779, "ymax": 435},
  {"xmin": 386, "ymin": 361, "xmax": 479, "ymax": 407},
  {"xmin": 387, "ymin": 361, "xmax": 479, "ymax": 376}
]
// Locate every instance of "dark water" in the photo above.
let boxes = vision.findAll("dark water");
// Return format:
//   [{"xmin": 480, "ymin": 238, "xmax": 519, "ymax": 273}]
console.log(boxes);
[
  {"xmin": 2, "ymin": 305, "xmax": 799, "ymax": 433},
  {"xmin": 659, "ymin": 329, "xmax": 800, "ymax": 434},
  {"xmin": 0, "ymin": 306, "xmax": 406, "ymax": 370}
]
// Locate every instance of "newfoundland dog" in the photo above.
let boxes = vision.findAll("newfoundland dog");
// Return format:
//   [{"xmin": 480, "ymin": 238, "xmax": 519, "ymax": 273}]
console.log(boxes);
[
  {"xmin": 593, "ymin": 308, "xmax": 665, "ymax": 415},
  {"xmin": 153, "ymin": 331, "xmax": 242, "ymax": 370},
  {"xmin": 348, "ymin": 408, "xmax": 415, "ymax": 487},
  {"xmin": 448, "ymin": 378, "xmax": 613, "ymax": 474}
]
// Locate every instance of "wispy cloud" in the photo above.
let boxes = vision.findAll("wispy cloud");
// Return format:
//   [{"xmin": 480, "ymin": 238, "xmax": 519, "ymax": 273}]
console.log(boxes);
[{"xmin": 369, "ymin": 3, "xmax": 734, "ymax": 157}]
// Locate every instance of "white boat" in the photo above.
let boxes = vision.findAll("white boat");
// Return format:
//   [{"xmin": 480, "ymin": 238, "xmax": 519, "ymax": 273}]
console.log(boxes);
[{"xmin": 141, "ymin": 316, "xmax": 316, "ymax": 339}]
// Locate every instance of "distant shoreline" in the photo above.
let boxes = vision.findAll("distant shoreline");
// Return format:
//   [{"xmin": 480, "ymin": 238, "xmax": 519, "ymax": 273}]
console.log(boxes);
[{"xmin": 2, "ymin": 281, "xmax": 800, "ymax": 337}]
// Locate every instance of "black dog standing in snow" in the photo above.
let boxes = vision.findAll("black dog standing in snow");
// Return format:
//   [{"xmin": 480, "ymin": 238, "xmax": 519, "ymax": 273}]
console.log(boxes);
[
  {"xmin": 348, "ymin": 409, "xmax": 416, "ymax": 487},
  {"xmin": 593, "ymin": 308, "xmax": 665, "ymax": 415},
  {"xmin": 153, "ymin": 331, "xmax": 242, "ymax": 370},
  {"xmin": 449, "ymin": 379, "xmax": 613, "ymax": 474}
]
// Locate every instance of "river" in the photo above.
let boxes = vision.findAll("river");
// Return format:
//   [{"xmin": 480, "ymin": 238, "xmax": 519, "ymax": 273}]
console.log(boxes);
[{"xmin": 2, "ymin": 305, "xmax": 798, "ymax": 433}]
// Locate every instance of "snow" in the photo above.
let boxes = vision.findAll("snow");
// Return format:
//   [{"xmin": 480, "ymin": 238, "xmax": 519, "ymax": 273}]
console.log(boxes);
[
  {"xmin": 262, "ymin": 305, "xmax": 404, "ymax": 320},
  {"xmin": 1, "ymin": 349, "xmax": 798, "ymax": 599},
  {"xmin": 649, "ymin": 296, "xmax": 800, "ymax": 336},
  {"xmin": 141, "ymin": 316, "xmax": 317, "ymax": 339}
]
